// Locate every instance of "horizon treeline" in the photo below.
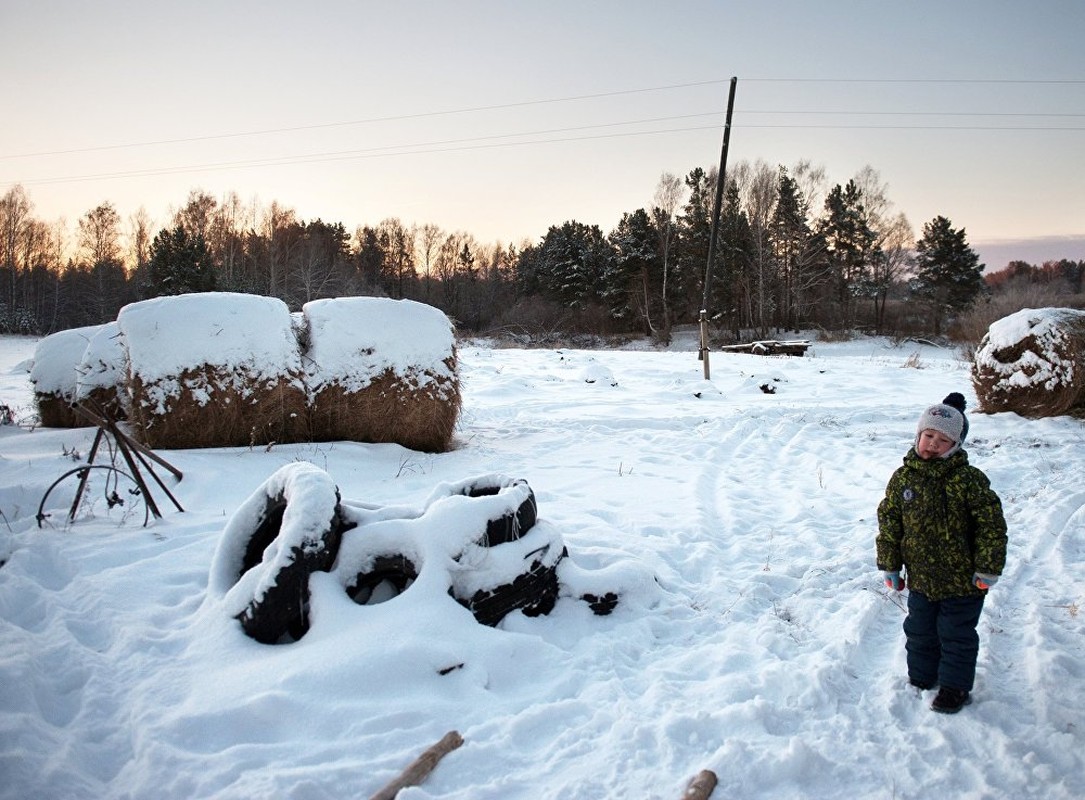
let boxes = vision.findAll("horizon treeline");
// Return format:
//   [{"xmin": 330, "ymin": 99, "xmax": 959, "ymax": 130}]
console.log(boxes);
[{"xmin": 2, "ymin": 160, "xmax": 1083, "ymax": 344}]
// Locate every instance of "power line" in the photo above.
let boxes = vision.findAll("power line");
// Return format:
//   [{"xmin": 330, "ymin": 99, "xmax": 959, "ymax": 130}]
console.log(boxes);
[
  {"xmin": 0, "ymin": 79, "xmax": 734, "ymax": 160},
  {"xmin": 10, "ymin": 118, "xmax": 1081, "ymax": 188},
  {"xmin": 3, "ymin": 76, "xmax": 1082, "ymax": 160},
  {"xmin": 745, "ymin": 77, "xmax": 1085, "ymax": 84}
]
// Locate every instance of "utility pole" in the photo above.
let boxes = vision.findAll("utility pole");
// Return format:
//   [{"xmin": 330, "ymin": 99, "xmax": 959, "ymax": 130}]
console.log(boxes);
[{"xmin": 698, "ymin": 76, "xmax": 738, "ymax": 380}]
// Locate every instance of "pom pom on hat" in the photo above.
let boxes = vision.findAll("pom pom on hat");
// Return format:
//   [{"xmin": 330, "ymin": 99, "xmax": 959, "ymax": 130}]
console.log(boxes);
[
  {"xmin": 942, "ymin": 392, "xmax": 966, "ymax": 413},
  {"xmin": 942, "ymin": 392, "xmax": 969, "ymax": 441},
  {"xmin": 915, "ymin": 392, "xmax": 969, "ymax": 454}
]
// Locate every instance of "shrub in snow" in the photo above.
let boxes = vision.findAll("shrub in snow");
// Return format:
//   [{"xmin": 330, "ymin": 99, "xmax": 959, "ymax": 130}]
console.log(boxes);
[
  {"xmin": 972, "ymin": 307, "xmax": 1085, "ymax": 418},
  {"xmin": 30, "ymin": 324, "xmax": 106, "ymax": 427},
  {"xmin": 118, "ymin": 292, "xmax": 309, "ymax": 449},
  {"xmin": 303, "ymin": 297, "xmax": 460, "ymax": 452},
  {"xmin": 74, "ymin": 321, "xmax": 128, "ymax": 421}
]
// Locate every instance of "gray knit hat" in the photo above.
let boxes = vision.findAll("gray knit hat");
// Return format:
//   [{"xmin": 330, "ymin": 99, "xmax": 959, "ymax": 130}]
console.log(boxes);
[{"xmin": 915, "ymin": 392, "xmax": 968, "ymax": 456}]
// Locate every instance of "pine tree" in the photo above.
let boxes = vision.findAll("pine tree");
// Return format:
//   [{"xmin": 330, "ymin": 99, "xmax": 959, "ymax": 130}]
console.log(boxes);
[
  {"xmin": 911, "ymin": 215, "xmax": 985, "ymax": 335},
  {"xmin": 535, "ymin": 221, "xmax": 612, "ymax": 309},
  {"xmin": 770, "ymin": 168, "xmax": 825, "ymax": 331},
  {"xmin": 819, "ymin": 180, "xmax": 876, "ymax": 327},
  {"xmin": 606, "ymin": 209, "xmax": 660, "ymax": 334},
  {"xmin": 145, "ymin": 225, "xmax": 217, "ymax": 298},
  {"xmin": 714, "ymin": 183, "xmax": 752, "ymax": 335}
]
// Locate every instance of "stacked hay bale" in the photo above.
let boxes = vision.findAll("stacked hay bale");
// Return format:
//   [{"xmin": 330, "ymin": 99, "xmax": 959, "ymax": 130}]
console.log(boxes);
[
  {"xmin": 972, "ymin": 307, "xmax": 1085, "ymax": 418},
  {"xmin": 74, "ymin": 321, "xmax": 128, "ymax": 420},
  {"xmin": 118, "ymin": 292, "xmax": 309, "ymax": 449},
  {"xmin": 30, "ymin": 324, "xmax": 106, "ymax": 427},
  {"xmin": 304, "ymin": 297, "xmax": 460, "ymax": 452}
]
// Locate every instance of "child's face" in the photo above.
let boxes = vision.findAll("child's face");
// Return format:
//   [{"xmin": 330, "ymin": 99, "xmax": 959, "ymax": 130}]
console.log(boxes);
[{"xmin": 917, "ymin": 428, "xmax": 955, "ymax": 460}]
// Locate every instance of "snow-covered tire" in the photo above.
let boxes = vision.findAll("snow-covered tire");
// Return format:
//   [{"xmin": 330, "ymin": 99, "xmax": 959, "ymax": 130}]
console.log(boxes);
[
  {"xmin": 455, "ymin": 475, "xmax": 537, "ymax": 546},
  {"xmin": 346, "ymin": 554, "xmax": 419, "ymax": 605},
  {"xmin": 455, "ymin": 545, "xmax": 564, "ymax": 626},
  {"xmin": 449, "ymin": 520, "xmax": 566, "ymax": 626},
  {"xmin": 208, "ymin": 463, "xmax": 351, "ymax": 644}
]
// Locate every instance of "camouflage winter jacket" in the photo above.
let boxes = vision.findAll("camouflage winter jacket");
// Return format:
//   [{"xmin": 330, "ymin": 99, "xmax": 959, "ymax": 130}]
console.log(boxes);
[{"xmin": 876, "ymin": 448, "xmax": 1007, "ymax": 601}]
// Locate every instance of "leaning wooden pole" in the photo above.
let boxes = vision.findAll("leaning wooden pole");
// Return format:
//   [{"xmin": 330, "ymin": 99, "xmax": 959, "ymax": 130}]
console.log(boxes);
[
  {"xmin": 699, "ymin": 76, "xmax": 738, "ymax": 380},
  {"xmin": 369, "ymin": 731, "xmax": 464, "ymax": 800}
]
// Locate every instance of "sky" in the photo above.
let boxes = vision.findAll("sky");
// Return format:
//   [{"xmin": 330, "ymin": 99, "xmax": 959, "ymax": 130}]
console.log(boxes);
[
  {"xmin": 2, "ymin": 0, "xmax": 1084, "ymax": 269},
  {"xmin": 2, "ymin": 310, "xmax": 1084, "ymax": 798}
]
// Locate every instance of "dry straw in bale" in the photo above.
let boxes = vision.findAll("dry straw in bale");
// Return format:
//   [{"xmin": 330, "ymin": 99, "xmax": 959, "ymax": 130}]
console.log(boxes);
[
  {"xmin": 972, "ymin": 307, "xmax": 1085, "ymax": 418},
  {"xmin": 303, "ymin": 297, "xmax": 461, "ymax": 453},
  {"xmin": 125, "ymin": 367, "xmax": 309, "ymax": 449},
  {"xmin": 119, "ymin": 292, "xmax": 309, "ymax": 449}
]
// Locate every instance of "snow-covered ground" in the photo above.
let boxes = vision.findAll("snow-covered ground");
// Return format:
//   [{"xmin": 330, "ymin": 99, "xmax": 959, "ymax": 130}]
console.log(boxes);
[{"xmin": 1, "ymin": 332, "xmax": 1082, "ymax": 799}]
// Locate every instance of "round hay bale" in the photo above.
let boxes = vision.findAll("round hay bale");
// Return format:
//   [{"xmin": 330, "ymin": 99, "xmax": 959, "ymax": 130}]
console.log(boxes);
[
  {"xmin": 74, "ymin": 321, "xmax": 128, "ymax": 421},
  {"xmin": 303, "ymin": 297, "xmax": 460, "ymax": 452},
  {"xmin": 118, "ymin": 292, "xmax": 309, "ymax": 449},
  {"xmin": 30, "ymin": 324, "xmax": 107, "ymax": 427},
  {"xmin": 972, "ymin": 307, "xmax": 1085, "ymax": 418}
]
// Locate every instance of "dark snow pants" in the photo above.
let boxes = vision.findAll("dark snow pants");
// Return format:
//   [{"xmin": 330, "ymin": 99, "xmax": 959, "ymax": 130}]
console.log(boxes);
[{"xmin": 903, "ymin": 590, "xmax": 985, "ymax": 692}]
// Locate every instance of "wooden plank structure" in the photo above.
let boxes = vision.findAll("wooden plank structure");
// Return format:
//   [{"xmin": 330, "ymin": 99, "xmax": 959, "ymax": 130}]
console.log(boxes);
[{"xmin": 716, "ymin": 339, "xmax": 810, "ymax": 357}]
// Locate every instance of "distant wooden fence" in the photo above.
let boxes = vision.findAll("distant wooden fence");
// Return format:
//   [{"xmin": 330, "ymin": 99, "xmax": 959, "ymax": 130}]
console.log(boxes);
[{"xmin": 717, "ymin": 340, "xmax": 810, "ymax": 357}]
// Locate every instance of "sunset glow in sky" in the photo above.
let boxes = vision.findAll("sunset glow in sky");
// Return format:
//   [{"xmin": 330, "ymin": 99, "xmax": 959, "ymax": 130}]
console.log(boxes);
[{"xmin": 2, "ymin": 0, "xmax": 1083, "ymax": 268}]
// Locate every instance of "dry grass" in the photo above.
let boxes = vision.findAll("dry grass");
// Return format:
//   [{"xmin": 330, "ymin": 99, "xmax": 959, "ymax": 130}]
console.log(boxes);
[
  {"xmin": 127, "ymin": 367, "xmax": 309, "ymax": 449},
  {"xmin": 34, "ymin": 393, "xmax": 81, "ymax": 428},
  {"xmin": 972, "ymin": 311, "xmax": 1085, "ymax": 418},
  {"xmin": 308, "ymin": 359, "xmax": 461, "ymax": 453},
  {"xmin": 79, "ymin": 386, "xmax": 127, "ymax": 422}
]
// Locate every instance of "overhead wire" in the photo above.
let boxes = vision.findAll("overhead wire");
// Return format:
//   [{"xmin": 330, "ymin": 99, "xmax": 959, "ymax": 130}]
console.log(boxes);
[{"xmin": 3, "ymin": 76, "xmax": 1082, "ymax": 187}]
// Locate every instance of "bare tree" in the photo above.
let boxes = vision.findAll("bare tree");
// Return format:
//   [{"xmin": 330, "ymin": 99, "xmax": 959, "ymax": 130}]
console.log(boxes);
[
  {"xmin": 377, "ymin": 218, "xmax": 416, "ymax": 298},
  {"xmin": 77, "ymin": 202, "xmax": 122, "ymax": 267},
  {"xmin": 651, "ymin": 172, "xmax": 684, "ymax": 337},
  {"xmin": 172, "ymin": 189, "xmax": 218, "ymax": 242},
  {"xmin": 1, "ymin": 185, "xmax": 33, "ymax": 315},
  {"xmin": 211, "ymin": 192, "xmax": 252, "ymax": 289},
  {"xmin": 416, "ymin": 223, "xmax": 444, "ymax": 302},
  {"xmin": 128, "ymin": 207, "xmax": 154, "ymax": 274},
  {"xmin": 740, "ymin": 160, "xmax": 779, "ymax": 336},
  {"xmin": 261, "ymin": 201, "xmax": 297, "ymax": 297},
  {"xmin": 872, "ymin": 212, "xmax": 914, "ymax": 332},
  {"xmin": 791, "ymin": 160, "xmax": 828, "ymax": 220}
]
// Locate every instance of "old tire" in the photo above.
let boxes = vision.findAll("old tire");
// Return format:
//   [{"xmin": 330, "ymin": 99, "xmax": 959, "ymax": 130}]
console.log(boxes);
[{"xmin": 210, "ymin": 462, "xmax": 351, "ymax": 644}]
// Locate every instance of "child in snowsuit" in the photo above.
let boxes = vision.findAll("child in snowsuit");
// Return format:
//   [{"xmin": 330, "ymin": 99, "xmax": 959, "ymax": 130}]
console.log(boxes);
[{"xmin": 876, "ymin": 392, "xmax": 1007, "ymax": 714}]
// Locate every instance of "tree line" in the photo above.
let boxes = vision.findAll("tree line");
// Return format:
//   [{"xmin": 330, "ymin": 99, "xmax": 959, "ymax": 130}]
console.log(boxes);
[{"xmin": 2, "ymin": 161, "xmax": 1083, "ymax": 343}]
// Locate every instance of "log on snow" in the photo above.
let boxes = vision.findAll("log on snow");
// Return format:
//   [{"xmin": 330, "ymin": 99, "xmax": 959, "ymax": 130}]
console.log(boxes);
[
  {"xmin": 369, "ymin": 731, "xmax": 464, "ymax": 800},
  {"xmin": 682, "ymin": 768, "xmax": 719, "ymax": 800}
]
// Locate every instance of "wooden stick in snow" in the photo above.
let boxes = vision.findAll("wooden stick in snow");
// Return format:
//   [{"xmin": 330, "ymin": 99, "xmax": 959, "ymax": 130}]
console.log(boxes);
[
  {"xmin": 682, "ymin": 769, "xmax": 718, "ymax": 800},
  {"xmin": 369, "ymin": 731, "xmax": 464, "ymax": 800}
]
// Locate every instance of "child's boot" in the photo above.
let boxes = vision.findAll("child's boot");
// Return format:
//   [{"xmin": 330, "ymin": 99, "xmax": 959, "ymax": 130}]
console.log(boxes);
[{"xmin": 931, "ymin": 687, "xmax": 971, "ymax": 714}]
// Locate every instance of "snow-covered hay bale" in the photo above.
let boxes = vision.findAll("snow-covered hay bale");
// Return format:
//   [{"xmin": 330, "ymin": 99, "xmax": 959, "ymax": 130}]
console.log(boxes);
[
  {"xmin": 118, "ymin": 292, "xmax": 309, "ymax": 449},
  {"xmin": 30, "ymin": 324, "xmax": 106, "ymax": 427},
  {"xmin": 304, "ymin": 297, "xmax": 460, "ymax": 452},
  {"xmin": 972, "ymin": 307, "xmax": 1085, "ymax": 418},
  {"xmin": 74, "ymin": 321, "xmax": 127, "ymax": 420}
]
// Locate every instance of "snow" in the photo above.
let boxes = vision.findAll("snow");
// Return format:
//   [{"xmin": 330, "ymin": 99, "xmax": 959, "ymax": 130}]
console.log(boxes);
[
  {"xmin": 117, "ymin": 293, "xmax": 303, "ymax": 407},
  {"xmin": 74, "ymin": 322, "xmax": 126, "ymax": 400},
  {"xmin": 1, "ymin": 326, "xmax": 1083, "ymax": 800},
  {"xmin": 303, "ymin": 297, "xmax": 457, "ymax": 393},
  {"xmin": 28, "ymin": 324, "xmax": 106, "ymax": 397}
]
